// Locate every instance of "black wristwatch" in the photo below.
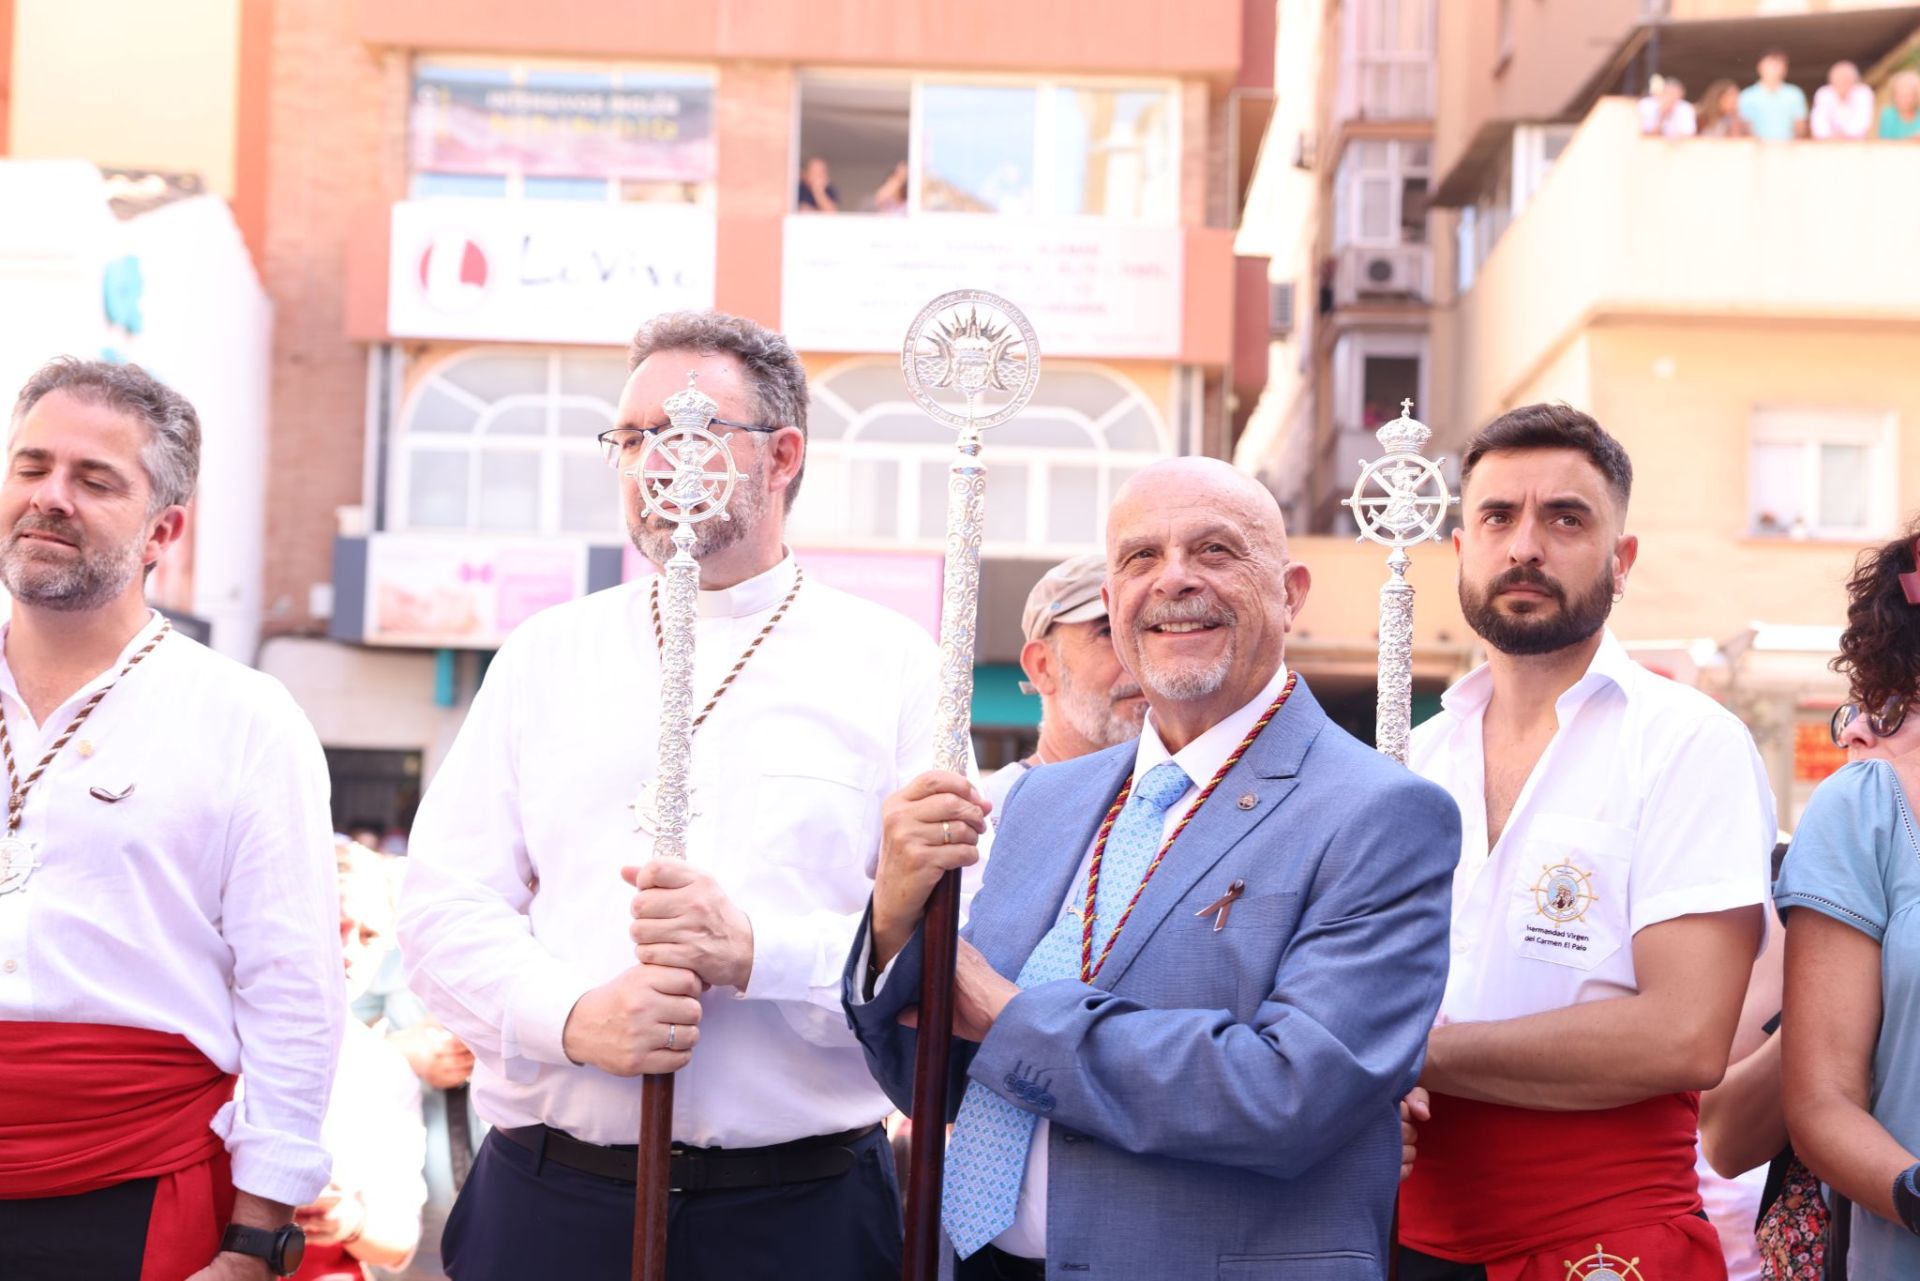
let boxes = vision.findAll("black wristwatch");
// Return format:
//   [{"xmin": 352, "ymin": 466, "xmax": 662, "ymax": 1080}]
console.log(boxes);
[
  {"xmin": 220, "ymin": 1223, "xmax": 306, "ymax": 1277},
  {"xmin": 1894, "ymin": 1163, "xmax": 1920, "ymax": 1237}
]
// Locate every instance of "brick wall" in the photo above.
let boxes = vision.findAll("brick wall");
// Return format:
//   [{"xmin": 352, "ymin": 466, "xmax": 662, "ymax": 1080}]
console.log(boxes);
[{"xmin": 257, "ymin": 0, "xmax": 404, "ymax": 635}]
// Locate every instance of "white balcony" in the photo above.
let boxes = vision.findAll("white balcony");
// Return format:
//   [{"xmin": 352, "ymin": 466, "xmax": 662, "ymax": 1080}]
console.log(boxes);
[
  {"xmin": 1455, "ymin": 96, "xmax": 1920, "ymax": 424},
  {"xmin": 779, "ymin": 214, "xmax": 1228, "ymax": 361}
]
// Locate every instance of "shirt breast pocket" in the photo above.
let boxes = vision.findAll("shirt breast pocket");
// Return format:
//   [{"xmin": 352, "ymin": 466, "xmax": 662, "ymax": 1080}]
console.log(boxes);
[
  {"xmin": 1505, "ymin": 815, "xmax": 1634, "ymax": 972},
  {"xmin": 728, "ymin": 759, "xmax": 882, "ymax": 873}
]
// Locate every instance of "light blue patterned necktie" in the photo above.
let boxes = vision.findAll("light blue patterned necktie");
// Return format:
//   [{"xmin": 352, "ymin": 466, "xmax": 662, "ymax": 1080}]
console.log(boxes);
[{"xmin": 941, "ymin": 759, "xmax": 1192, "ymax": 1259}]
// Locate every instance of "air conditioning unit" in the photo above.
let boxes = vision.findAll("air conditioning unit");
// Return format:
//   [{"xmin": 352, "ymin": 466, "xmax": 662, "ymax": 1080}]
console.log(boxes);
[
  {"xmin": 1334, "ymin": 244, "xmax": 1429, "ymax": 305},
  {"xmin": 1268, "ymin": 281, "xmax": 1296, "ymax": 339}
]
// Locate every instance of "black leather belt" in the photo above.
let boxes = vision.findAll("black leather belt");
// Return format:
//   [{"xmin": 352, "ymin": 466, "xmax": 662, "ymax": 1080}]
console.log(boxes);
[{"xmin": 495, "ymin": 1122, "xmax": 879, "ymax": 1192}]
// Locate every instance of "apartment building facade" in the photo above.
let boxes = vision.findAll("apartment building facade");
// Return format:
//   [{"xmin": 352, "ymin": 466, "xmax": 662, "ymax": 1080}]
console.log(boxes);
[{"xmin": 1238, "ymin": 0, "xmax": 1920, "ymax": 820}]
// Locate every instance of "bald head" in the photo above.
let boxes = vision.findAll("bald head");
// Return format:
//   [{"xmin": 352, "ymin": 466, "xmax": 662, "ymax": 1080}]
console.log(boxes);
[
  {"xmin": 1102, "ymin": 456, "xmax": 1310, "ymax": 751},
  {"xmin": 1109, "ymin": 457, "xmax": 1290, "ymax": 564}
]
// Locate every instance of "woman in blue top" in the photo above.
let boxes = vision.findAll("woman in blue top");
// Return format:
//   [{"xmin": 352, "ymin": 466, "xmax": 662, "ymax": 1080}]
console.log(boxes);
[{"xmin": 1778, "ymin": 519, "xmax": 1920, "ymax": 1275}]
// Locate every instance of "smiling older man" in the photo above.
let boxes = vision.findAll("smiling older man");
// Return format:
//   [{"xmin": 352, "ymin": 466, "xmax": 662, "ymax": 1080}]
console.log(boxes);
[{"xmin": 845, "ymin": 456, "xmax": 1461, "ymax": 1280}]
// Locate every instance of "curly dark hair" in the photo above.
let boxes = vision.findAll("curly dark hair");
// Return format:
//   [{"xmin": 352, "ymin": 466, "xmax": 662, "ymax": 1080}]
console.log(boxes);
[{"xmin": 1832, "ymin": 515, "xmax": 1920, "ymax": 713}]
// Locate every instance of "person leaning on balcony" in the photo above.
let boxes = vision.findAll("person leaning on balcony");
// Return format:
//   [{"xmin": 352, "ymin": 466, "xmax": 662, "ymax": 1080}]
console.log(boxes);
[
  {"xmin": 1740, "ymin": 49, "xmax": 1809, "ymax": 141},
  {"xmin": 1697, "ymin": 80, "xmax": 1753, "ymax": 138},
  {"xmin": 1638, "ymin": 76, "xmax": 1698, "ymax": 137},
  {"xmin": 1880, "ymin": 70, "xmax": 1920, "ymax": 140},
  {"xmin": 1811, "ymin": 61, "xmax": 1876, "ymax": 141},
  {"xmin": 797, "ymin": 156, "xmax": 840, "ymax": 212},
  {"xmin": 1776, "ymin": 520, "xmax": 1920, "ymax": 1278}
]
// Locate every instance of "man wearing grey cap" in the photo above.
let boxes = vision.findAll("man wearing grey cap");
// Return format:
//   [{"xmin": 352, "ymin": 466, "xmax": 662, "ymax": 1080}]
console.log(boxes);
[{"xmin": 982, "ymin": 552, "xmax": 1147, "ymax": 818}]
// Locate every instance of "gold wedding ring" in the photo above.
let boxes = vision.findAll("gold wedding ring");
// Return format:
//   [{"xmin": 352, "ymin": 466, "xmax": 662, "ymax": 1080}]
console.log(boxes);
[{"xmin": 941, "ymin": 821, "xmax": 952, "ymax": 845}]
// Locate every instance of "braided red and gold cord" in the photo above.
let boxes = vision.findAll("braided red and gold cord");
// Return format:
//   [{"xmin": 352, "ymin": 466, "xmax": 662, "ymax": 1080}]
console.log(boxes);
[{"xmin": 1079, "ymin": 671, "xmax": 1298, "ymax": 983}]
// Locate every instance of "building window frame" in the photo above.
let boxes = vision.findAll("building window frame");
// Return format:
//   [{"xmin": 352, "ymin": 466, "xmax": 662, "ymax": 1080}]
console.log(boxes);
[
  {"xmin": 387, "ymin": 347, "xmax": 629, "ymax": 541},
  {"xmin": 795, "ymin": 68, "xmax": 1183, "ymax": 224},
  {"xmin": 790, "ymin": 357, "xmax": 1171, "ymax": 558},
  {"xmin": 1333, "ymin": 138, "xmax": 1431, "ymax": 250},
  {"xmin": 1747, "ymin": 407, "xmax": 1898, "ymax": 541},
  {"xmin": 1342, "ymin": 0, "xmax": 1436, "ymax": 120}
]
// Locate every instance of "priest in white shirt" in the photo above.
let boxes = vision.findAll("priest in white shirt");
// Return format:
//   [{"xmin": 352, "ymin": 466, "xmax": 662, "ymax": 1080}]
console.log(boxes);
[
  {"xmin": 0, "ymin": 358, "xmax": 341, "ymax": 1281},
  {"xmin": 399, "ymin": 310, "xmax": 949, "ymax": 1281},
  {"xmin": 1397, "ymin": 404, "xmax": 1775, "ymax": 1281}
]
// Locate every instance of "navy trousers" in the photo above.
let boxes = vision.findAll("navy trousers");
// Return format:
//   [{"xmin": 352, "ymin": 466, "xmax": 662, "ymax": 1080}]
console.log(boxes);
[
  {"xmin": 0, "ymin": 1177, "xmax": 154, "ymax": 1280},
  {"xmin": 443, "ymin": 1127, "xmax": 903, "ymax": 1280}
]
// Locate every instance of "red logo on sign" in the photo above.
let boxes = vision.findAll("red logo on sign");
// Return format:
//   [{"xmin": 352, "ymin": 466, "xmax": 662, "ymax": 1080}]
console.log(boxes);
[{"xmin": 417, "ymin": 232, "xmax": 489, "ymax": 313}]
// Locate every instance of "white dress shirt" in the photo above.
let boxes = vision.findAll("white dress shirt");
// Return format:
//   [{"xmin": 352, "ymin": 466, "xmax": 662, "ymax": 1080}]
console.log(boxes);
[
  {"xmin": 1811, "ymin": 83, "xmax": 1876, "ymax": 139},
  {"xmin": 400, "ymin": 554, "xmax": 954, "ymax": 1148},
  {"xmin": 320, "ymin": 1020, "xmax": 427, "ymax": 1245},
  {"xmin": 863, "ymin": 663, "xmax": 1292, "ymax": 1259},
  {"xmin": 1408, "ymin": 631, "xmax": 1774, "ymax": 1026},
  {"xmin": 0, "ymin": 609, "xmax": 342, "ymax": 1205}
]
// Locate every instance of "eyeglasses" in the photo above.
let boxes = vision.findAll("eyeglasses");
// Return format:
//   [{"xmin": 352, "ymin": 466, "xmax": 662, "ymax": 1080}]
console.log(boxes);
[
  {"xmin": 1829, "ymin": 696, "xmax": 1910, "ymax": 746},
  {"xmin": 596, "ymin": 420, "xmax": 781, "ymax": 472}
]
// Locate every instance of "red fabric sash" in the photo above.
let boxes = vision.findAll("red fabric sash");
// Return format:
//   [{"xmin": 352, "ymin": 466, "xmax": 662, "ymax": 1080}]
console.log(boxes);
[
  {"xmin": 290, "ymin": 1242, "xmax": 364, "ymax": 1281},
  {"xmin": 1399, "ymin": 1091, "xmax": 1722, "ymax": 1278},
  {"xmin": 0, "ymin": 1021, "xmax": 238, "ymax": 1281}
]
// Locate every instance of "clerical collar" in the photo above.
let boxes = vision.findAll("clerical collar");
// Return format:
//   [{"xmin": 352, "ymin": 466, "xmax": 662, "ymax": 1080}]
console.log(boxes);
[{"xmin": 696, "ymin": 553, "xmax": 798, "ymax": 620}]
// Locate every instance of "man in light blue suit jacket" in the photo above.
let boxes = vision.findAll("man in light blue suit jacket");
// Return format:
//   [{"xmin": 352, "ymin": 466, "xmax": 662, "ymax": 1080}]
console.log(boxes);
[{"xmin": 845, "ymin": 458, "xmax": 1461, "ymax": 1280}]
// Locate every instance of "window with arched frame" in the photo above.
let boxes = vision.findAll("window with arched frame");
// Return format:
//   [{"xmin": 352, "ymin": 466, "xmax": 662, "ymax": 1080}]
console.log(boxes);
[
  {"xmin": 786, "ymin": 360, "xmax": 1170, "ymax": 558},
  {"xmin": 390, "ymin": 348, "xmax": 629, "ymax": 539}
]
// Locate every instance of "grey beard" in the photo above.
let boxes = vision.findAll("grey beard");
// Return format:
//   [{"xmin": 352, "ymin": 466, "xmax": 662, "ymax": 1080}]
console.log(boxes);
[
  {"xmin": 1137, "ymin": 652, "xmax": 1233, "ymax": 702},
  {"xmin": 1055, "ymin": 670, "xmax": 1146, "ymax": 750},
  {"xmin": 0, "ymin": 530, "xmax": 144, "ymax": 612}
]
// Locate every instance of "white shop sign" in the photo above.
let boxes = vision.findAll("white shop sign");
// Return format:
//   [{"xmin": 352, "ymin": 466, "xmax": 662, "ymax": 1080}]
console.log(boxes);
[
  {"xmin": 388, "ymin": 199, "xmax": 716, "ymax": 344},
  {"xmin": 781, "ymin": 215, "xmax": 1184, "ymax": 358}
]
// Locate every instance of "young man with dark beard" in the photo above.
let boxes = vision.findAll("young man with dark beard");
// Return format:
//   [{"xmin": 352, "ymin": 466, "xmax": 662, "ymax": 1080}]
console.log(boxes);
[{"xmin": 1398, "ymin": 404, "xmax": 1775, "ymax": 1281}]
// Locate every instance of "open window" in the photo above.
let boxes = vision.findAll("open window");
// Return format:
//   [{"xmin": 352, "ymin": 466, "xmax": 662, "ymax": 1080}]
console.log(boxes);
[
  {"xmin": 796, "ymin": 75, "xmax": 913, "ymax": 214},
  {"xmin": 794, "ymin": 73, "xmax": 1178, "ymax": 220}
]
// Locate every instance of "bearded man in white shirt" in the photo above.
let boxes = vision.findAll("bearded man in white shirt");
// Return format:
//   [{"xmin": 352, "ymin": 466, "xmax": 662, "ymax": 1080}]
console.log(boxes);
[
  {"xmin": 399, "ymin": 311, "xmax": 943, "ymax": 1281},
  {"xmin": 0, "ymin": 358, "xmax": 341, "ymax": 1281},
  {"xmin": 1397, "ymin": 404, "xmax": 1775, "ymax": 1281}
]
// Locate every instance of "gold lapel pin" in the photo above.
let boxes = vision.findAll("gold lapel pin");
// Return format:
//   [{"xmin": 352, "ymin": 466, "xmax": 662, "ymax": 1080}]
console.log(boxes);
[{"xmin": 1195, "ymin": 879, "xmax": 1247, "ymax": 932}]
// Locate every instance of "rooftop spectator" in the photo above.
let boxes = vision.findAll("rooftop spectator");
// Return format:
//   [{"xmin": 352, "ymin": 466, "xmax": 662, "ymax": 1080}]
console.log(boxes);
[
  {"xmin": 1697, "ymin": 80, "xmax": 1752, "ymax": 138},
  {"xmin": 1740, "ymin": 49, "xmax": 1809, "ymax": 141},
  {"xmin": 1882, "ymin": 69, "xmax": 1920, "ymax": 141},
  {"xmin": 1811, "ymin": 61, "xmax": 1876, "ymax": 140},
  {"xmin": 1638, "ymin": 76, "xmax": 1698, "ymax": 137}
]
